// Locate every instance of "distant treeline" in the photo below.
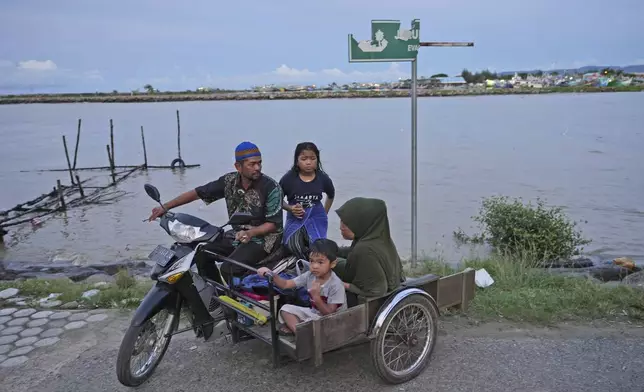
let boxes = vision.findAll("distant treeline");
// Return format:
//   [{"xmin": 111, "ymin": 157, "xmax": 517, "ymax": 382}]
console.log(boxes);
[{"xmin": 459, "ymin": 67, "xmax": 637, "ymax": 84}]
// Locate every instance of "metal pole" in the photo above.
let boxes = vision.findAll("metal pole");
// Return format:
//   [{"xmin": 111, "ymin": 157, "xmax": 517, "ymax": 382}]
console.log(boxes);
[
  {"xmin": 411, "ymin": 59, "xmax": 418, "ymax": 267},
  {"xmin": 420, "ymin": 42, "xmax": 474, "ymax": 47},
  {"xmin": 409, "ymin": 40, "xmax": 472, "ymax": 266}
]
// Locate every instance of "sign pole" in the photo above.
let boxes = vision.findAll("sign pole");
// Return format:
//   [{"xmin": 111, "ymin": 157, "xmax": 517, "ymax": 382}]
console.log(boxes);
[
  {"xmin": 410, "ymin": 42, "xmax": 472, "ymax": 267},
  {"xmin": 348, "ymin": 19, "xmax": 473, "ymax": 267},
  {"xmin": 411, "ymin": 58, "xmax": 418, "ymax": 266}
]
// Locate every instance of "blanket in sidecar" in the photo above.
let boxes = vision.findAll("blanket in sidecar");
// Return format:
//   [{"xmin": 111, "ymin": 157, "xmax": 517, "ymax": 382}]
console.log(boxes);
[{"xmin": 237, "ymin": 272, "xmax": 310, "ymax": 304}]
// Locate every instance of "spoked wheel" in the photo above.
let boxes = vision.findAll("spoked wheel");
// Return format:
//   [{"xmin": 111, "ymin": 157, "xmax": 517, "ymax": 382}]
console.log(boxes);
[
  {"xmin": 116, "ymin": 308, "xmax": 179, "ymax": 387},
  {"xmin": 371, "ymin": 294, "xmax": 438, "ymax": 384}
]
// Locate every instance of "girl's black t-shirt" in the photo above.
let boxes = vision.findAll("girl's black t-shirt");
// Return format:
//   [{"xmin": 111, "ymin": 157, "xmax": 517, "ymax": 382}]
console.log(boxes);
[{"xmin": 279, "ymin": 170, "xmax": 335, "ymax": 209}]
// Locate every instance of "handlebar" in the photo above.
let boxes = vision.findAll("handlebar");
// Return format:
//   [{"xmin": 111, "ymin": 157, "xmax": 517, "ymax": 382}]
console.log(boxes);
[
  {"xmin": 195, "ymin": 250, "xmax": 276, "ymax": 282},
  {"xmin": 202, "ymin": 249, "xmax": 259, "ymax": 274}
]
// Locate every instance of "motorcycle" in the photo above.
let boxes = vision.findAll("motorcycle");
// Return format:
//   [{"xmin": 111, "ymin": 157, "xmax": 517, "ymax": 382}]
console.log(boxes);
[{"xmin": 116, "ymin": 183, "xmax": 294, "ymax": 387}]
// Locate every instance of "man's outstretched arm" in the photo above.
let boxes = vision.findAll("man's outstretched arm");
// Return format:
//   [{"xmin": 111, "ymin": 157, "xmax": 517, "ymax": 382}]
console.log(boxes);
[
  {"xmin": 164, "ymin": 189, "xmax": 200, "ymax": 210},
  {"xmin": 149, "ymin": 189, "xmax": 200, "ymax": 220}
]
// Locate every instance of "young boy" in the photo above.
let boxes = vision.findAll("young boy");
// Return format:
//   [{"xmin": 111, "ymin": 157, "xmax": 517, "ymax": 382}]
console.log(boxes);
[{"xmin": 257, "ymin": 238, "xmax": 347, "ymax": 335}]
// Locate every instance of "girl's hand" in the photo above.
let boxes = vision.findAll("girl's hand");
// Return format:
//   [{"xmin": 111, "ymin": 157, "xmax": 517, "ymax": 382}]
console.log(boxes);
[
  {"xmin": 291, "ymin": 203, "xmax": 305, "ymax": 218},
  {"xmin": 257, "ymin": 267, "xmax": 271, "ymax": 277},
  {"xmin": 343, "ymin": 282, "xmax": 350, "ymax": 290}
]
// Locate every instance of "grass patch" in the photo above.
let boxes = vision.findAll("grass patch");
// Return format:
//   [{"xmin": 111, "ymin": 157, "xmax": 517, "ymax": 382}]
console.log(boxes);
[
  {"xmin": 0, "ymin": 275, "xmax": 152, "ymax": 309},
  {"xmin": 408, "ymin": 255, "xmax": 644, "ymax": 324}
]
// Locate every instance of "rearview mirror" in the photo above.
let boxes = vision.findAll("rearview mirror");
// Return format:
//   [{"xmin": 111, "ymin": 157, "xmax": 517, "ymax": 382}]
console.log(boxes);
[
  {"xmin": 227, "ymin": 212, "xmax": 258, "ymax": 226},
  {"xmin": 144, "ymin": 184, "xmax": 161, "ymax": 203}
]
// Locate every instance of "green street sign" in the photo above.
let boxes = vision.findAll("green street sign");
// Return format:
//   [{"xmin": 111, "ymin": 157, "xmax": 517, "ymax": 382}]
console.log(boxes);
[{"xmin": 348, "ymin": 19, "xmax": 420, "ymax": 63}]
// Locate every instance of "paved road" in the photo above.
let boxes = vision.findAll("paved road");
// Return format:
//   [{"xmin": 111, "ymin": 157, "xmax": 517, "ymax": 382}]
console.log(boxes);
[{"xmin": 1, "ymin": 311, "xmax": 643, "ymax": 392}]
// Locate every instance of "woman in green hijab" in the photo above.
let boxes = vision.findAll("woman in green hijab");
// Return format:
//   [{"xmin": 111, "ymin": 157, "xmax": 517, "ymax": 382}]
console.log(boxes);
[{"xmin": 334, "ymin": 197, "xmax": 404, "ymax": 303}]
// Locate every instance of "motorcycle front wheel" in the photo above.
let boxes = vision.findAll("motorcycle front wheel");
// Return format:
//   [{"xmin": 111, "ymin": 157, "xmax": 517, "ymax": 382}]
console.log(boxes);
[{"xmin": 116, "ymin": 308, "xmax": 179, "ymax": 387}]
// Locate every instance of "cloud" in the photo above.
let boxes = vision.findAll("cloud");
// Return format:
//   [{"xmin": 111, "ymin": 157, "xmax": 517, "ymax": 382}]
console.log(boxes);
[
  {"xmin": 129, "ymin": 62, "xmax": 412, "ymax": 91},
  {"xmin": 17, "ymin": 59, "xmax": 57, "ymax": 71},
  {"xmin": 82, "ymin": 69, "xmax": 103, "ymax": 80},
  {"xmin": 567, "ymin": 59, "xmax": 600, "ymax": 69},
  {"xmin": 324, "ymin": 63, "xmax": 409, "ymax": 82},
  {"xmin": 224, "ymin": 63, "xmax": 412, "ymax": 88},
  {"xmin": 0, "ymin": 59, "xmax": 103, "ymax": 93},
  {"xmin": 272, "ymin": 65, "xmax": 315, "ymax": 78},
  {"xmin": 261, "ymin": 63, "xmax": 410, "ymax": 85}
]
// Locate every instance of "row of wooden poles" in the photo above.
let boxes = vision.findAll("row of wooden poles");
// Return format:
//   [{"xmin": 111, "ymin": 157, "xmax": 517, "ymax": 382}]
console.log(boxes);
[
  {"xmin": 55, "ymin": 112, "xmax": 185, "ymax": 209},
  {"xmin": 60, "ymin": 118, "xmax": 148, "ymax": 186},
  {"xmin": 2, "ymin": 110, "xmax": 198, "ymax": 232},
  {"xmin": 55, "ymin": 110, "xmax": 196, "ymax": 177}
]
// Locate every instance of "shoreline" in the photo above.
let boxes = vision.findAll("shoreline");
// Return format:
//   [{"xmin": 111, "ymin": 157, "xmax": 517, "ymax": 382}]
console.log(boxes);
[
  {"xmin": 1, "ymin": 85, "xmax": 642, "ymax": 105},
  {"xmin": 2, "ymin": 255, "xmax": 643, "ymax": 324}
]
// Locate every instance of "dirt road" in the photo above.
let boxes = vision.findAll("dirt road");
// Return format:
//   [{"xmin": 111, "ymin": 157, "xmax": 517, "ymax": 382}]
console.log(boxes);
[{"xmin": 1, "ymin": 310, "xmax": 643, "ymax": 392}]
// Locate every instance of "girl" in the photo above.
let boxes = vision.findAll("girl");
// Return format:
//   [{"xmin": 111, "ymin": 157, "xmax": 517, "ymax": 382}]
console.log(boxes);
[{"xmin": 279, "ymin": 142, "xmax": 335, "ymax": 260}]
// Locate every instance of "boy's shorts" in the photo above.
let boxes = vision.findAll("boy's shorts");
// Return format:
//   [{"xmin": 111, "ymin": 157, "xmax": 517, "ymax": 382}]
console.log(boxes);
[{"xmin": 279, "ymin": 304, "xmax": 321, "ymax": 323}]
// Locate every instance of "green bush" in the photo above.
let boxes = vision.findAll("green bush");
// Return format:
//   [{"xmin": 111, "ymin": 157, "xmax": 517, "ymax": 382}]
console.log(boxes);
[{"xmin": 454, "ymin": 196, "xmax": 591, "ymax": 262}]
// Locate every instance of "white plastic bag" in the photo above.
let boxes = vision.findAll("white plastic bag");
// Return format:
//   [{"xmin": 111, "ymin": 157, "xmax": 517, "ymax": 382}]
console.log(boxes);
[
  {"xmin": 474, "ymin": 268, "xmax": 495, "ymax": 288},
  {"xmin": 295, "ymin": 259, "xmax": 310, "ymax": 276}
]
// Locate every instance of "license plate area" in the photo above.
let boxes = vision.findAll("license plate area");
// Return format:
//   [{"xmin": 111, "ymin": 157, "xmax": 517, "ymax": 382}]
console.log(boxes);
[{"xmin": 148, "ymin": 245, "xmax": 176, "ymax": 267}]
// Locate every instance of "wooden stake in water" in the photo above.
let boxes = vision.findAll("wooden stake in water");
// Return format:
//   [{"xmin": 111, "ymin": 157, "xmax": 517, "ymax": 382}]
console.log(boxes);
[
  {"xmin": 56, "ymin": 179, "xmax": 66, "ymax": 209},
  {"xmin": 72, "ymin": 118, "xmax": 81, "ymax": 169},
  {"xmin": 75, "ymin": 175, "xmax": 85, "ymax": 198},
  {"xmin": 176, "ymin": 110, "xmax": 182, "ymax": 160},
  {"xmin": 106, "ymin": 145, "xmax": 116, "ymax": 184},
  {"xmin": 140, "ymin": 125, "xmax": 148, "ymax": 169},
  {"xmin": 109, "ymin": 119, "xmax": 115, "ymax": 169},
  {"xmin": 62, "ymin": 135, "xmax": 75, "ymax": 185}
]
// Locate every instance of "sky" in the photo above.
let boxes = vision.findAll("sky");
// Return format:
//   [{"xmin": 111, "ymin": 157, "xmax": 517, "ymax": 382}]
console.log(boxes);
[{"xmin": 1, "ymin": 0, "xmax": 643, "ymax": 94}]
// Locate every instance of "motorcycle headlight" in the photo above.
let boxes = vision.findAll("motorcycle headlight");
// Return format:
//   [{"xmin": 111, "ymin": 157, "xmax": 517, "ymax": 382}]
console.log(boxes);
[{"xmin": 168, "ymin": 220, "xmax": 206, "ymax": 243}]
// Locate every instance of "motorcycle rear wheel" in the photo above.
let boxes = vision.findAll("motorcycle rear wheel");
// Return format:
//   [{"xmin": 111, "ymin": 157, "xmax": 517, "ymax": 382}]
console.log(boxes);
[{"xmin": 116, "ymin": 308, "xmax": 179, "ymax": 387}]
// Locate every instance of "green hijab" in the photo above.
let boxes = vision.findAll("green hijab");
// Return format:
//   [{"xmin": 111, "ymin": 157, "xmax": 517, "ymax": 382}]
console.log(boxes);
[{"xmin": 335, "ymin": 197, "xmax": 403, "ymax": 297}]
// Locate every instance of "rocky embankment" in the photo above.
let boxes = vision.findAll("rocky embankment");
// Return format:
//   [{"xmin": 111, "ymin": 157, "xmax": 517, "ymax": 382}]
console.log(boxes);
[
  {"xmin": 2, "ymin": 255, "xmax": 643, "ymax": 288},
  {"xmin": 0, "ymin": 260, "xmax": 152, "ymax": 312},
  {"xmin": 0, "ymin": 260, "xmax": 151, "ymax": 309},
  {"xmin": 0, "ymin": 260, "xmax": 149, "ymax": 282},
  {"xmin": 1, "ymin": 86, "xmax": 642, "ymax": 105},
  {"xmin": 537, "ymin": 256, "xmax": 644, "ymax": 289},
  {"xmin": 0, "ymin": 286, "xmax": 106, "ymax": 310}
]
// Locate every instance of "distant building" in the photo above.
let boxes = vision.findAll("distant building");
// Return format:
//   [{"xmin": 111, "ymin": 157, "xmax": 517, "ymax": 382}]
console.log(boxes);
[
  {"xmin": 582, "ymin": 72, "xmax": 600, "ymax": 81},
  {"xmin": 436, "ymin": 76, "xmax": 467, "ymax": 86},
  {"xmin": 631, "ymin": 72, "xmax": 644, "ymax": 84}
]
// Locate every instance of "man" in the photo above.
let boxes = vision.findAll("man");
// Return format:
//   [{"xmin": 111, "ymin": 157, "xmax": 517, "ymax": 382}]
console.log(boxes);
[{"xmin": 148, "ymin": 141, "xmax": 283, "ymax": 281}]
